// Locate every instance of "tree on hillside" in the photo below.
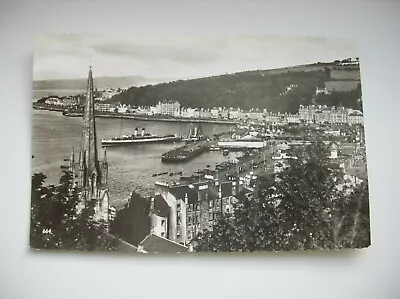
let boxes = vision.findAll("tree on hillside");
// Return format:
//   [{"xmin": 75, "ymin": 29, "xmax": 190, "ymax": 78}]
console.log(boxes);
[
  {"xmin": 193, "ymin": 142, "xmax": 370, "ymax": 252},
  {"xmin": 109, "ymin": 69, "xmax": 327, "ymax": 112},
  {"xmin": 30, "ymin": 171, "xmax": 118, "ymax": 251},
  {"xmin": 315, "ymin": 86, "xmax": 362, "ymax": 110}
]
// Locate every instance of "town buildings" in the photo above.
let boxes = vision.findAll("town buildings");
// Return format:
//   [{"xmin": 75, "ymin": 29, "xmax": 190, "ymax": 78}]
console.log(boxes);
[
  {"xmin": 145, "ymin": 179, "xmax": 243, "ymax": 245},
  {"xmin": 298, "ymin": 105, "xmax": 363, "ymax": 125}
]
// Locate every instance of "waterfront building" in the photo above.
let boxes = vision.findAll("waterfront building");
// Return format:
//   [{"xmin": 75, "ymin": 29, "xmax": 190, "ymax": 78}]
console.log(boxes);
[
  {"xmin": 329, "ymin": 106, "xmax": 348, "ymax": 124},
  {"xmin": 210, "ymin": 107, "xmax": 220, "ymax": 119},
  {"xmin": 199, "ymin": 108, "xmax": 212, "ymax": 119},
  {"xmin": 298, "ymin": 105, "xmax": 354, "ymax": 124},
  {"xmin": 246, "ymin": 111, "xmax": 264, "ymax": 121},
  {"xmin": 44, "ymin": 97, "xmax": 63, "ymax": 106},
  {"xmin": 348, "ymin": 110, "xmax": 363, "ymax": 125},
  {"xmin": 156, "ymin": 100, "xmax": 181, "ymax": 116},
  {"xmin": 116, "ymin": 104, "xmax": 129, "ymax": 114},
  {"xmin": 94, "ymin": 102, "xmax": 114, "ymax": 113},
  {"xmin": 134, "ymin": 106, "xmax": 153, "ymax": 115},
  {"xmin": 286, "ymin": 114, "xmax": 301, "ymax": 124},
  {"xmin": 181, "ymin": 107, "xmax": 199, "ymax": 118},
  {"xmin": 68, "ymin": 67, "xmax": 110, "ymax": 225},
  {"xmin": 229, "ymin": 108, "xmax": 245, "ymax": 120},
  {"xmin": 63, "ymin": 97, "xmax": 79, "ymax": 107},
  {"xmin": 264, "ymin": 112, "xmax": 284, "ymax": 123}
]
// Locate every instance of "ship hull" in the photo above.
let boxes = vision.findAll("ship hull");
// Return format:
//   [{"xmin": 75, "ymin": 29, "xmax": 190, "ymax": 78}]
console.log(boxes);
[{"xmin": 102, "ymin": 136, "xmax": 181, "ymax": 147}]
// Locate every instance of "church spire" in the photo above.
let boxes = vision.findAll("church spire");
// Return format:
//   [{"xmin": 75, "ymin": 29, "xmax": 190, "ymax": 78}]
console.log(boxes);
[{"xmin": 79, "ymin": 66, "xmax": 102, "ymax": 199}]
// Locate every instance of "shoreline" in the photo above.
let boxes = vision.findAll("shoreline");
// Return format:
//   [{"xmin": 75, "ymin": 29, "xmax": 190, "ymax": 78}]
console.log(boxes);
[{"xmin": 32, "ymin": 104, "xmax": 239, "ymax": 125}]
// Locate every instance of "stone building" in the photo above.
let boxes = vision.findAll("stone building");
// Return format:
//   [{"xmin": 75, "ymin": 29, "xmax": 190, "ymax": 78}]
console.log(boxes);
[
  {"xmin": 149, "ymin": 180, "xmax": 240, "ymax": 245},
  {"xmin": 156, "ymin": 100, "xmax": 181, "ymax": 116},
  {"xmin": 68, "ymin": 66, "xmax": 110, "ymax": 225}
]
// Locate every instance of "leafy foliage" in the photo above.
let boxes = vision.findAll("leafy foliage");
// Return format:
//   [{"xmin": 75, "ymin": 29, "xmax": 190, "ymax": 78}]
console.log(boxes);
[
  {"xmin": 315, "ymin": 83, "xmax": 363, "ymax": 110},
  {"xmin": 193, "ymin": 142, "xmax": 370, "ymax": 252},
  {"xmin": 30, "ymin": 171, "xmax": 118, "ymax": 251}
]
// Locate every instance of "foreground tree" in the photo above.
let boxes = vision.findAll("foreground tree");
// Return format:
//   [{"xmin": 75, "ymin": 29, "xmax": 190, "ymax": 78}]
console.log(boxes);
[
  {"xmin": 30, "ymin": 171, "xmax": 118, "ymax": 251},
  {"xmin": 193, "ymin": 142, "xmax": 370, "ymax": 252}
]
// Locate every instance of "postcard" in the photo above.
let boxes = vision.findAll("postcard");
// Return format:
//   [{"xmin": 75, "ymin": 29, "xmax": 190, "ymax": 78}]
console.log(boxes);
[{"xmin": 31, "ymin": 34, "xmax": 370, "ymax": 253}]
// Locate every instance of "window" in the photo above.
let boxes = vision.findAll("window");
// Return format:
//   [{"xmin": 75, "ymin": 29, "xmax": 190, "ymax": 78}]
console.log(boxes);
[
  {"xmin": 161, "ymin": 232, "xmax": 165, "ymax": 237},
  {"xmin": 161, "ymin": 219, "xmax": 165, "ymax": 226},
  {"xmin": 188, "ymin": 216, "xmax": 192, "ymax": 223},
  {"xmin": 177, "ymin": 203, "xmax": 181, "ymax": 211},
  {"xmin": 196, "ymin": 204, "xmax": 199, "ymax": 211}
]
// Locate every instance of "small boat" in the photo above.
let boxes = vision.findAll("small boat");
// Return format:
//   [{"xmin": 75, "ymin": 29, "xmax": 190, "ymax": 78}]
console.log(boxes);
[
  {"xmin": 60, "ymin": 165, "xmax": 68, "ymax": 169},
  {"xmin": 223, "ymin": 149, "xmax": 229, "ymax": 156},
  {"xmin": 206, "ymin": 164, "xmax": 210, "ymax": 168},
  {"xmin": 169, "ymin": 172, "xmax": 174, "ymax": 176},
  {"xmin": 152, "ymin": 173, "xmax": 158, "ymax": 177}
]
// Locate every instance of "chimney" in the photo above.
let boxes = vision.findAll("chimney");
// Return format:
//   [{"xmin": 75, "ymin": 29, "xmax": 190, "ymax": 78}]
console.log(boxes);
[
  {"xmin": 141, "ymin": 128, "xmax": 145, "ymax": 137},
  {"xmin": 134, "ymin": 128, "xmax": 138, "ymax": 136}
]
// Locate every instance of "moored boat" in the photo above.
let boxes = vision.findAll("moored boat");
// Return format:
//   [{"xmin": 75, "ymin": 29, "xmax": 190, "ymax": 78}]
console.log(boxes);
[{"xmin": 102, "ymin": 128, "xmax": 182, "ymax": 146}]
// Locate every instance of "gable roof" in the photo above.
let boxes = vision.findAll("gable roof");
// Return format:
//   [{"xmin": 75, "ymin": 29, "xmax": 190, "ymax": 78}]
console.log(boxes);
[
  {"xmin": 138, "ymin": 234, "xmax": 189, "ymax": 253},
  {"xmin": 103, "ymin": 232, "xmax": 140, "ymax": 254},
  {"xmin": 153, "ymin": 194, "xmax": 170, "ymax": 218}
]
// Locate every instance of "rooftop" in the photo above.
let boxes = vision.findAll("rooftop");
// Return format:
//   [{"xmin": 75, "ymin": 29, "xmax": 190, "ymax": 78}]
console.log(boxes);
[{"xmin": 138, "ymin": 234, "xmax": 190, "ymax": 253}]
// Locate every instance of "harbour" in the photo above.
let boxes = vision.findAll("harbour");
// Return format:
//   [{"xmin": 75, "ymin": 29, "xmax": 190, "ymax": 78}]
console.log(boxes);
[{"xmin": 31, "ymin": 109, "xmax": 234, "ymax": 209}]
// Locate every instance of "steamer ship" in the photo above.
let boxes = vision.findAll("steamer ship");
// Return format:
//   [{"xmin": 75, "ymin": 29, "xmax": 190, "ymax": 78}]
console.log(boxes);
[{"xmin": 102, "ymin": 128, "xmax": 181, "ymax": 147}]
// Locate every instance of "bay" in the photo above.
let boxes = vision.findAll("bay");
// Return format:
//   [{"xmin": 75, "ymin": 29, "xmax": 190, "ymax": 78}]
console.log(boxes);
[{"xmin": 32, "ymin": 109, "xmax": 238, "ymax": 209}]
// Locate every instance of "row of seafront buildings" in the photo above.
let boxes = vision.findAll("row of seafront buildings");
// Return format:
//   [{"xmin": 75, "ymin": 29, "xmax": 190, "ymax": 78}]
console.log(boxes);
[
  {"xmin": 42, "ymin": 95, "xmax": 363, "ymax": 126},
  {"xmin": 94, "ymin": 101, "xmax": 366, "ymax": 126},
  {"xmin": 127, "ymin": 102, "xmax": 364, "ymax": 125}
]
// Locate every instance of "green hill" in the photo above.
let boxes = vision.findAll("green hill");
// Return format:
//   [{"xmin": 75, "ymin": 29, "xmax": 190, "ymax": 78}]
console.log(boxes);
[{"xmin": 110, "ymin": 63, "xmax": 362, "ymax": 113}]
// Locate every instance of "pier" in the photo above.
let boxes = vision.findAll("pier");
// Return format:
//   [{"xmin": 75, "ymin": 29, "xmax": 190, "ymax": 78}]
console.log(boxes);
[{"xmin": 161, "ymin": 140, "xmax": 210, "ymax": 163}]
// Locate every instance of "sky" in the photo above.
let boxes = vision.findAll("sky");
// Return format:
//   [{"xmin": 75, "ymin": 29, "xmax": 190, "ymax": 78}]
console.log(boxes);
[{"xmin": 34, "ymin": 34, "xmax": 359, "ymax": 86}]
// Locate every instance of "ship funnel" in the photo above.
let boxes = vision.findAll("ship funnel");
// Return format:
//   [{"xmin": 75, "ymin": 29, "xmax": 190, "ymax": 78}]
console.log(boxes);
[
  {"xmin": 134, "ymin": 128, "xmax": 138, "ymax": 136},
  {"xmin": 141, "ymin": 128, "xmax": 145, "ymax": 137}
]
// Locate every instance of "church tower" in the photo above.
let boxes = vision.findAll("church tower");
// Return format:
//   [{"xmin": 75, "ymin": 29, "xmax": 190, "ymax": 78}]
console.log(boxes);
[{"xmin": 71, "ymin": 66, "xmax": 110, "ymax": 226}]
